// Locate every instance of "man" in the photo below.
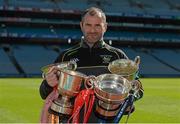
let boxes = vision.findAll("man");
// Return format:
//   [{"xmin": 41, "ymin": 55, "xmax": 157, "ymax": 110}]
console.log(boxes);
[{"xmin": 40, "ymin": 7, "xmax": 143, "ymax": 123}]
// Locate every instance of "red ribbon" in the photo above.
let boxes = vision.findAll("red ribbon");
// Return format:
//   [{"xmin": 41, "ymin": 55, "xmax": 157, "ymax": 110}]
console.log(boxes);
[{"xmin": 68, "ymin": 89, "xmax": 95, "ymax": 123}]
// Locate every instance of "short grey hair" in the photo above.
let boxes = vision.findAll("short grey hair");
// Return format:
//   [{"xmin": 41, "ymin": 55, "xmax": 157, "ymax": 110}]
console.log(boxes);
[{"xmin": 81, "ymin": 7, "xmax": 106, "ymax": 23}]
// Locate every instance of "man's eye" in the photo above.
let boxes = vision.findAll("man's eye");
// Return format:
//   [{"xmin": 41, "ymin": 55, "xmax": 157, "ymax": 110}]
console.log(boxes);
[
  {"xmin": 86, "ymin": 24, "xmax": 91, "ymax": 26},
  {"xmin": 96, "ymin": 25, "xmax": 101, "ymax": 29}
]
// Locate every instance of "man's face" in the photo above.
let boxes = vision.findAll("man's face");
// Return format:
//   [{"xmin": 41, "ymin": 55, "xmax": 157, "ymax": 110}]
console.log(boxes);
[{"xmin": 80, "ymin": 14, "xmax": 107, "ymax": 44}]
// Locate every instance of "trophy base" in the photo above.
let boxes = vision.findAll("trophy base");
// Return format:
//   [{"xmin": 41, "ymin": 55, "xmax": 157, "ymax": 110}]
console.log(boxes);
[
  {"xmin": 47, "ymin": 112, "xmax": 59, "ymax": 123},
  {"xmin": 94, "ymin": 110, "xmax": 115, "ymax": 120},
  {"xmin": 95, "ymin": 100, "xmax": 120, "ymax": 119},
  {"xmin": 48, "ymin": 108, "xmax": 70, "ymax": 123},
  {"xmin": 98, "ymin": 100, "xmax": 120, "ymax": 110},
  {"xmin": 50, "ymin": 101, "xmax": 73, "ymax": 115}
]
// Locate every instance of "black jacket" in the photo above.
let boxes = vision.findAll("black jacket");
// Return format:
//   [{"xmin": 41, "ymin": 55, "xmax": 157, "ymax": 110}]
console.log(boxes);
[
  {"xmin": 55, "ymin": 39, "xmax": 128, "ymax": 67},
  {"xmin": 39, "ymin": 39, "xmax": 143, "ymax": 123},
  {"xmin": 40, "ymin": 39, "xmax": 128, "ymax": 99}
]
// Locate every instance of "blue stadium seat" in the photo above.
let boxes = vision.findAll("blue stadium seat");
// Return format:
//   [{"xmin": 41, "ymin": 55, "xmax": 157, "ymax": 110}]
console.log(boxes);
[
  {"xmin": 4, "ymin": 0, "xmax": 180, "ymax": 16},
  {"xmin": 5, "ymin": 26, "xmax": 180, "ymax": 43},
  {"xmin": 152, "ymin": 48, "xmax": 180, "ymax": 71},
  {"xmin": 13, "ymin": 45, "xmax": 58, "ymax": 76},
  {"xmin": 132, "ymin": 48, "xmax": 180, "ymax": 76},
  {"xmin": 0, "ymin": 47, "xmax": 19, "ymax": 75}
]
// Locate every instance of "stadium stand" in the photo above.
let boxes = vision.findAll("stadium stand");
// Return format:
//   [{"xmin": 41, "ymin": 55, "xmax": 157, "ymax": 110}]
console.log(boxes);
[
  {"xmin": 151, "ymin": 48, "xmax": 180, "ymax": 71},
  {"xmin": 2, "ymin": 0, "xmax": 179, "ymax": 16},
  {"xmin": 2, "ymin": 25, "xmax": 180, "ymax": 43},
  {"xmin": 0, "ymin": 0, "xmax": 180, "ymax": 77},
  {"xmin": 0, "ymin": 45, "xmax": 19, "ymax": 76},
  {"xmin": 120, "ymin": 47, "xmax": 180, "ymax": 77},
  {"xmin": 12, "ymin": 44, "xmax": 59, "ymax": 76}
]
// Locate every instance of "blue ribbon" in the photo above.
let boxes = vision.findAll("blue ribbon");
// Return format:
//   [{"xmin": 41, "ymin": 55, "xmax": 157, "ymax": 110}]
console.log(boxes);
[{"xmin": 113, "ymin": 95, "xmax": 134, "ymax": 123}]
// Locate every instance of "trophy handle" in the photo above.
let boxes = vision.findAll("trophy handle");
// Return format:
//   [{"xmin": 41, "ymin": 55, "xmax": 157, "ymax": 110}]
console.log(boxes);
[
  {"xmin": 41, "ymin": 66, "xmax": 61, "ymax": 79},
  {"xmin": 67, "ymin": 61, "xmax": 77, "ymax": 70},
  {"xmin": 134, "ymin": 56, "xmax": 140, "ymax": 66},
  {"xmin": 41, "ymin": 61, "xmax": 77, "ymax": 79},
  {"xmin": 84, "ymin": 75, "xmax": 96, "ymax": 89},
  {"xmin": 42, "ymin": 72, "xmax": 46, "ymax": 79},
  {"xmin": 130, "ymin": 80, "xmax": 141, "ymax": 95}
]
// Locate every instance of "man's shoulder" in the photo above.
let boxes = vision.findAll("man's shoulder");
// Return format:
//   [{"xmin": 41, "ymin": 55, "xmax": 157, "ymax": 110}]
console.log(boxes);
[
  {"xmin": 104, "ymin": 43, "xmax": 124, "ymax": 54},
  {"xmin": 103, "ymin": 43, "xmax": 128, "ymax": 59},
  {"xmin": 55, "ymin": 43, "xmax": 81, "ymax": 62},
  {"xmin": 61, "ymin": 43, "xmax": 81, "ymax": 55}
]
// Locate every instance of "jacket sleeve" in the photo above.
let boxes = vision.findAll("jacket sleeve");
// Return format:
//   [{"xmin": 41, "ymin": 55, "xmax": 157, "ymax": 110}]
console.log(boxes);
[
  {"xmin": 133, "ymin": 71, "xmax": 144, "ymax": 101},
  {"xmin": 39, "ymin": 80, "xmax": 54, "ymax": 99},
  {"xmin": 134, "ymin": 79, "xmax": 144, "ymax": 101}
]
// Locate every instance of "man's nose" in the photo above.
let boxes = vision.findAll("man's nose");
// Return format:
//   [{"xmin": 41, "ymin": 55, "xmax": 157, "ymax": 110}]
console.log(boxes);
[{"xmin": 89, "ymin": 27, "xmax": 96, "ymax": 33}]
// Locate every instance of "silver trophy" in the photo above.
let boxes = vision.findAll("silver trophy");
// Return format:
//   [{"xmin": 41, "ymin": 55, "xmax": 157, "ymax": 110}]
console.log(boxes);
[
  {"xmin": 41, "ymin": 61, "xmax": 87, "ymax": 115},
  {"xmin": 108, "ymin": 56, "xmax": 140, "ymax": 81},
  {"xmin": 86, "ymin": 74, "xmax": 132, "ymax": 118}
]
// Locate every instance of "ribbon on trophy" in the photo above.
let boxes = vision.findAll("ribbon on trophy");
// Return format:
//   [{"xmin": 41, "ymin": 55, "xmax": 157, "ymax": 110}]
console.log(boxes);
[
  {"xmin": 67, "ymin": 89, "xmax": 95, "ymax": 123},
  {"xmin": 113, "ymin": 93, "xmax": 135, "ymax": 123}
]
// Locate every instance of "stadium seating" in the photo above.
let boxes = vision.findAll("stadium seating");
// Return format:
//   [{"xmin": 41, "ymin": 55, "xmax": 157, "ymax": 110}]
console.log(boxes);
[
  {"xmin": 12, "ymin": 45, "xmax": 58, "ymax": 76},
  {"xmin": 1, "ymin": 44, "xmax": 179, "ymax": 77},
  {"xmin": 0, "ymin": 0, "xmax": 179, "ymax": 77},
  {"xmin": 3, "ymin": 0, "xmax": 180, "ymax": 16},
  {"xmin": 124, "ymin": 47, "xmax": 180, "ymax": 76},
  {"xmin": 8, "ymin": 0, "xmax": 56, "ymax": 9},
  {"xmin": 136, "ymin": 48, "xmax": 179, "ymax": 77},
  {"xmin": 4, "ymin": 26, "xmax": 180, "ymax": 43},
  {"xmin": 151, "ymin": 48, "xmax": 180, "ymax": 70},
  {"xmin": 0, "ymin": 46, "xmax": 19, "ymax": 76}
]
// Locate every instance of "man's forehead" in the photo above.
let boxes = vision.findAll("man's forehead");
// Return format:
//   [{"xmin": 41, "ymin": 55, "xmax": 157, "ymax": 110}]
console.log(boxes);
[
  {"xmin": 85, "ymin": 12, "xmax": 102, "ymax": 19},
  {"xmin": 83, "ymin": 14, "xmax": 104, "ymax": 22}
]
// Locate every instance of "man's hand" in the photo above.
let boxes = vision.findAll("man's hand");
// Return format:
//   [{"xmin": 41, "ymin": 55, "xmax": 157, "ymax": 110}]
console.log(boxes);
[
  {"xmin": 131, "ymin": 80, "xmax": 144, "ymax": 101},
  {"xmin": 131, "ymin": 80, "xmax": 141, "ymax": 91},
  {"xmin": 45, "ymin": 66, "xmax": 59, "ymax": 87}
]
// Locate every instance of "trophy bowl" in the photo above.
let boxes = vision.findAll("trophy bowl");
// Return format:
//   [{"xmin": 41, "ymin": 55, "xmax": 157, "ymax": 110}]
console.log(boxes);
[
  {"xmin": 41, "ymin": 61, "xmax": 77, "ymax": 78},
  {"xmin": 108, "ymin": 56, "xmax": 140, "ymax": 81},
  {"xmin": 51, "ymin": 68, "xmax": 87, "ymax": 115},
  {"xmin": 57, "ymin": 69, "xmax": 87, "ymax": 97},
  {"xmin": 41, "ymin": 62, "xmax": 87, "ymax": 115},
  {"xmin": 93, "ymin": 74, "xmax": 132, "ymax": 118},
  {"xmin": 94, "ymin": 74, "xmax": 132, "ymax": 103}
]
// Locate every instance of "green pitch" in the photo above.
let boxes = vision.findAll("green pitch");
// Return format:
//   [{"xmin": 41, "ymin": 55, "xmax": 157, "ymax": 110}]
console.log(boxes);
[{"xmin": 0, "ymin": 78, "xmax": 180, "ymax": 123}]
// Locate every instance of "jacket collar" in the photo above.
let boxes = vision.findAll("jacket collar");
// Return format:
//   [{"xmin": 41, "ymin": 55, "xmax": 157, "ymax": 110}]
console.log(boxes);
[{"xmin": 80, "ymin": 37, "xmax": 105, "ymax": 48}]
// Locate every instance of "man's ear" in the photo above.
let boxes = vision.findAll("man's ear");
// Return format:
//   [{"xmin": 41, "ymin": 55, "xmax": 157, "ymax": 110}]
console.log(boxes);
[
  {"xmin": 104, "ymin": 22, "xmax": 108, "ymax": 32},
  {"xmin": 80, "ymin": 22, "xmax": 83, "ymax": 31},
  {"xmin": 105, "ymin": 23, "xmax": 108, "ymax": 32}
]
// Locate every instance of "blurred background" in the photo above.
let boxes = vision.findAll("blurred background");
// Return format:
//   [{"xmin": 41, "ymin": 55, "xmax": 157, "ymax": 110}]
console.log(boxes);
[
  {"xmin": 0, "ymin": 0, "xmax": 180, "ymax": 123},
  {"xmin": 0, "ymin": 0, "xmax": 180, "ymax": 77}
]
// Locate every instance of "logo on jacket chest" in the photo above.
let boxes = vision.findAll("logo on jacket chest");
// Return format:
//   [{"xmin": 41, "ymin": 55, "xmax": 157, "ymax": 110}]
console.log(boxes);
[
  {"xmin": 70, "ymin": 58, "xmax": 79, "ymax": 63},
  {"xmin": 100, "ymin": 55, "xmax": 112, "ymax": 64}
]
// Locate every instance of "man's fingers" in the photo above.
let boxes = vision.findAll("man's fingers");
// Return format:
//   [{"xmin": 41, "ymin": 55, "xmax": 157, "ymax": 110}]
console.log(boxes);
[
  {"xmin": 46, "ymin": 73, "xmax": 59, "ymax": 87},
  {"xmin": 47, "ymin": 66, "xmax": 59, "ymax": 75}
]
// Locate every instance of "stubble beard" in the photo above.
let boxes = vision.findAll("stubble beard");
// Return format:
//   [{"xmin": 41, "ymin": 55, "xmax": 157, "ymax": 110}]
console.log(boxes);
[{"xmin": 85, "ymin": 34, "xmax": 101, "ymax": 44}]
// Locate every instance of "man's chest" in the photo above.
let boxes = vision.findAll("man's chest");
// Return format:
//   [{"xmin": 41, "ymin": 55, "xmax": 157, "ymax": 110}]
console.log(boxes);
[{"xmin": 68, "ymin": 49, "xmax": 116, "ymax": 67}]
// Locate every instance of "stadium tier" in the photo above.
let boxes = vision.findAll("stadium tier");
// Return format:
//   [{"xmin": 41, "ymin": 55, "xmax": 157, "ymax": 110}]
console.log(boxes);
[
  {"xmin": 121, "ymin": 47, "xmax": 180, "ymax": 77},
  {"xmin": 13, "ymin": 45, "xmax": 58, "ymax": 76},
  {"xmin": 1, "ymin": 0, "xmax": 180, "ymax": 16},
  {"xmin": 0, "ymin": 0, "xmax": 180, "ymax": 77},
  {"xmin": 151, "ymin": 48, "xmax": 180, "ymax": 70},
  {"xmin": 1, "ymin": 26, "xmax": 180, "ymax": 43},
  {"xmin": 0, "ymin": 44, "xmax": 179, "ymax": 77},
  {"xmin": 0, "ymin": 45, "xmax": 19, "ymax": 76}
]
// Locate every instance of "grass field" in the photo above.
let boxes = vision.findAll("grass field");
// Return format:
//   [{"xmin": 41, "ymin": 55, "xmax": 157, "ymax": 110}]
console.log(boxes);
[{"xmin": 0, "ymin": 78, "xmax": 180, "ymax": 123}]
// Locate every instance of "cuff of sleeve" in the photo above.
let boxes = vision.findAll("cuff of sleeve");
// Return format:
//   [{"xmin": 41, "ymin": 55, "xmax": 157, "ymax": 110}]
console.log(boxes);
[{"xmin": 43, "ymin": 80, "xmax": 54, "ymax": 89}]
